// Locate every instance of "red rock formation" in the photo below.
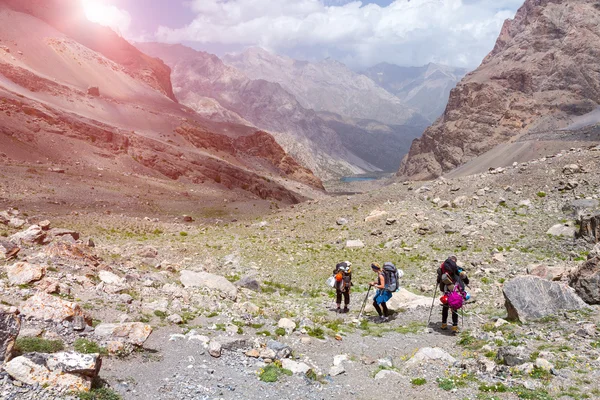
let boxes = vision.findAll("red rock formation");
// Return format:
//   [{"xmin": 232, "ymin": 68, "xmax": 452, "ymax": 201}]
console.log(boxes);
[{"xmin": 400, "ymin": 0, "xmax": 600, "ymax": 180}]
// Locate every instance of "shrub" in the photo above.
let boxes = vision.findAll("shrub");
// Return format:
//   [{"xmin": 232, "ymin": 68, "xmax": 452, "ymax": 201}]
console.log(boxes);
[
  {"xmin": 74, "ymin": 339, "xmax": 107, "ymax": 355},
  {"xmin": 258, "ymin": 363, "xmax": 292, "ymax": 382},
  {"xmin": 77, "ymin": 387, "xmax": 122, "ymax": 400},
  {"xmin": 411, "ymin": 377, "xmax": 427, "ymax": 386}
]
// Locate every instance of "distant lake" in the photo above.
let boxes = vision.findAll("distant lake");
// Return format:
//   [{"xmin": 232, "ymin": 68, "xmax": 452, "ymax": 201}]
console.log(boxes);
[{"xmin": 340, "ymin": 176, "xmax": 379, "ymax": 182}]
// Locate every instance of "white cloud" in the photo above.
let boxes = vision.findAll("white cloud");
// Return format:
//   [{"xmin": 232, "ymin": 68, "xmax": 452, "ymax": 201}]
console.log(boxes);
[
  {"xmin": 155, "ymin": 0, "xmax": 522, "ymax": 68},
  {"xmin": 81, "ymin": 0, "xmax": 132, "ymax": 36}
]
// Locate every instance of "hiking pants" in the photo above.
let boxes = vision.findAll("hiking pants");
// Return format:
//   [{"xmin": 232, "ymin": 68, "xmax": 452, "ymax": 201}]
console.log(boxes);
[
  {"xmin": 442, "ymin": 305, "xmax": 458, "ymax": 326},
  {"xmin": 336, "ymin": 289, "xmax": 350, "ymax": 306},
  {"xmin": 373, "ymin": 301, "xmax": 389, "ymax": 317}
]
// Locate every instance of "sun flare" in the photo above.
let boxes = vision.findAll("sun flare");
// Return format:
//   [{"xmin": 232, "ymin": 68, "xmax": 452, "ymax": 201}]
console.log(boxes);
[{"xmin": 80, "ymin": 0, "xmax": 130, "ymax": 34}]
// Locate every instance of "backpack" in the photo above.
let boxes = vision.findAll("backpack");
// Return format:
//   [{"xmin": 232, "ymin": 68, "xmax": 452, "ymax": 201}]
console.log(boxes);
[
  {"xmin": 447, "ymin": 288, "xmax": 464, "ymax": 310},
  {"xmin": 382, "ymin": 262, "xmax": 403, "ymax": 292},
  {"xmin": 334, "ymin": 262, "xmax": 352, "ymax": 291}
]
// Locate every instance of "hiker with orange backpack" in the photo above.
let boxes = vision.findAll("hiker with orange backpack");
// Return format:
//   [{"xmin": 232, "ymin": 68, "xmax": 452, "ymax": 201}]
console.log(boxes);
[
  {"xmin": 437, "ymin": 256, "xmax": 469, "ymax": 333},
  {"xmin": 333, "ymin": 261, "xmax": 352, "ymax": 313}
]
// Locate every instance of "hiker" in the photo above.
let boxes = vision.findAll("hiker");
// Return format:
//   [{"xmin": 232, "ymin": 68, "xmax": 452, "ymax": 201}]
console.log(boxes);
[
  {"xmin": 333, "ymin": 261, "xmax": 352, "ymax": 313},
  {"xmin": 437, "ymin": 255, "xmax": 469, "ymax": 333},
  {"xmin": 369, "ymin": 262, "xmax": 392, "ymax": 322}
]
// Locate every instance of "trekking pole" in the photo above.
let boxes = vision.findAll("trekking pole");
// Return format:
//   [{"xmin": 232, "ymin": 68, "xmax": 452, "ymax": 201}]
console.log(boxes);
[
  {"xmin": 358, "ymin": 285, "xmax": 372, "ymax": 320},
  {"xmin": 426, "ymin": 284, "xmax": 438, "ymax": 327}
]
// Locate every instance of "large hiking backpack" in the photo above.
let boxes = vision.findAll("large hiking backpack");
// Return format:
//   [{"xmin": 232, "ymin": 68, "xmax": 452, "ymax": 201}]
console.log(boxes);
[
  {"xmin": 382, "ymin": 262, "xmax": 403, "ymax": 292},
  {"xmin": 447, "ymin": 288, "xmax": 464, "ymax": 310},
  {"xmin": 334, "ymin": 262, "xmax": 352, "ymax": 291}
]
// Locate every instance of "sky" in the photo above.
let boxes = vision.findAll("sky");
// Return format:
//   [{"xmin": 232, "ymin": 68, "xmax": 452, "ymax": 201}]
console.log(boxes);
[{"xmin": 81, "ymin": 0, "xmax": 524, "ymax": 69}]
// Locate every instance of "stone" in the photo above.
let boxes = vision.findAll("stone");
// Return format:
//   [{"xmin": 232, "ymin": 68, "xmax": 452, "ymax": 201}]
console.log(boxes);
[
  {"xmin": 8, "ymin": 218, "xmax": 26, "ymax": 229},
  {"xmin": 281, "ymin": 359, "xmax": 311, "ymax": 374},
  {"xmin": 535, "ymin": 358, "xmax": 554, "ymax": 371},
  {"xmin": 48, "ymin": 228, "xmax": 80, "ymax": 242},
  {"xmin": 235, "ymin": 276, "xmax": 261, "ymax": 292},
  {"xmin": 246, "ymin": 349, "xmax": 260, "ymax": 358},
  {"xmin": 333, "ymin": 354, "xmax": 348, "ymax": 366},
  {"xmin": 563, "ymin": 199, "xmax": 599, "ymax": 218},
  {"xmin": 494, "ymin": 318, "xmax": 509, "ymax": 328},
  {"xmin": 6, "ymin": 262, "xmax": 45, "ymax": 285},
  {"xmin": 267, "ymin": 340, "xmax": 291, "ymax": 359},
  {"xmin": 137, "ymin": 246, "xmax": 158, "ymax": 258},
  {"xmin": 329, "ymin": 364, "xmax": 345, "ymax": 376},
  {"xmin": 0, "ymin": 311, "xmax": 20, "ymax": 366},
  {"xmin": 365, "ymin": 210, "xmax": 388, "ymax": 222},
  {"xmin": 4, "ymin": 352, "xmax": 99, "ymax": 392},
  {"xmin": 345, "ymin": 239, "xmax": 364, "ymax": 249},
  {"xmin": 588, "ymin": 243, "xmax": 600, "ymax": 259},
  {"xmin": 563, "ymin": 164, "xmax": 581, "ymax": 175},
  {"xmin": 575, "ymin": 323, "xmax": 597, "ymax": 337},
  {"xmin": 72, "ymin": 316, "xmax": 87, "ymax": 331},
  {"xmin": 364, "ymin": 288, "xmax": 431, "ymax": 313},
  {"xmin": 98, "ymin": 270, "xmax": 125, "ymax": 286},
  {"xmin": 546, "ymin": 223, "xmax": 576, "ymax": 237},
  {"xmin": 406, "ymin": 347, "xmax": 456, "ymax": 366},
  {"xmin": 208, "ymin": 341, "xmax": 222, "ymax": 358},
  {"xmin": 87, "ymin": 86, "xmax": 100, "ymax": 96},
  {"xmin": 180, "ymin": 270, "xmax": 237, "ymax": 300},
  {"xmin": 518, "ymin": 199, "xmax": 533, "ymax": 208},
  {"xmin": 39, "ymin": 220, "xmax": 51, "ymax": 230},
  {"xmin": 9, "ymin": 225, "xmax": 45, "ymax": 245},
  {"xmin": 336, "ymin": 218, "xmax": 348, "ymax": 226},
  {"xmin": 0, "ymin": 240, "xmax": 20, "ymax": 259},
  {"xmin": 107, "ymin": 341, "xmax": 125, "ymax": 355},
  {"xmin": 569, "ymin": 256, "xmax": 600, "ymax": 304},
  {"xmin": 259, "ymin": 348, "xmax": 276, "ymax": 359},
  {"xmin": 277, "ymin": 318, "xmax": 296, "ymax": 334},
  {"xmin": 378, "ymin": 357, "xmax": 393, "ymax": 368},
  {"xmin": 21, "ymin": 293, "xmax": 85, "ymax": 323},
  {"xmin": 452, "ymin": 195, "xmax": 468, "ymax": 208},
  {"xmin": 528, "ymin": 265, "xmax": 568, "ymax": 281},
  {"xmin": 167, "ymin": 314, "xmax": 183, "ymax": 324},
  {"xmin": 386, "ymin": 218, "xmax": 397, "ymax": 225},
  {"xmin": 94, "ymin": 323, "xmax": 152, "ymax": 346},
  {"xmin": 503, "ymin": 276, "xmax": 588, "ymax": 322},
  {"xmin": 578, "ymin": 213, "xmax": 600, "ymax": 243},
  {"xmin": 182, "ymin": 215, "xmax": 194, "ymax": 222},
  {"xmin": 497, "ymin": 346, "xmax": 528, "ymax": 366},
  {"xmin": 374, "ymin": 369, "xmax": 401, "ymax": 380},
  {"xmin": 214, "ymin": 336, "xmax": 250, "ymax": 351}
]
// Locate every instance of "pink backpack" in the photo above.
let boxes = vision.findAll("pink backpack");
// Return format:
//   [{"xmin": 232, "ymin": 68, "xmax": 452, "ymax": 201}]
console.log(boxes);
[{"xmin": 447, "ymin": 289, "xmax": 464, "ymax": 310}]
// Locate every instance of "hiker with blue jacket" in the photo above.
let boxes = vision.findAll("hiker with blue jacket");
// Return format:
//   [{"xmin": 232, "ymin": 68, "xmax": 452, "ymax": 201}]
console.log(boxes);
[{"xmin": 437, "ymin": 256, "xmax": 469, "ymax": 333}]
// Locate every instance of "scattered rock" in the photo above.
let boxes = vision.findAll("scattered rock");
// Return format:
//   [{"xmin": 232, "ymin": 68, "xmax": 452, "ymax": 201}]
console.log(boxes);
[
  {"xmin": 94, "ymin": 323, "xmax": 152, "ymax": 346},
  {"xmin": 546, "ymin": 223, "xmax": 576, "ymax": 237},
  {"xmin": 329, "ymin": 364, "xmax": 345, "ymax": 376},
  {"xmin": 9, "ymin": 225, "xmax": 45, "ymax": 245},
  {"xmin": 528, "ymin": 265, "xmax": 569, "ymax": 281},
  {"xmin": 0, "ymin": 311, "xmax": 20, "ymax": 366},
  {"xmin": 281, "ymin": 359, "xmax": 311, "ymax": 374},
  {"xmin": 277, "ymin": 318, "xmax": 296, "ymax": 335},
  {"xmin": 6, "ymin": 262, "xmax": 45, "ymax": 286},
  {"xmin": 365, "ymin": 210, "xmax": 387, "ymax": 222},
  {"xmin": 345, "ymin": 239, "xmax": 364, "ymax": 249},
  {"xmin": 503, "ymin": 276, "xmax": 588, "ymax": 322},
  {"xmin": 267, "ymin": 340, "xmax": 291, "ymax": 359},
  {"xmin": 0, "ymin": 240, "xmax": 20, "ymax": 259},
  {"xmin": 535, "ymin": 358, "xmax": 554, "ymax": 371},
  {"xmin": 336, "ymin": 218, "xmax": 348, "ymax": 226},
  {"xmin": 578, "ymin": 213, "xmax": 600, "ymax": 243},
  {"xmin": 208, "ymin": 341, "xmax": 222, "ymax": 358},
  {"xmin": 98, "ymin": 270, "xmax": 125, "ymax": 286},
  {"xmin": 235, "ymin": 276, "xmax": 261, "ymax": 292},
  {"xmin": 563, "ymin": 164, "xmax": 581, "ymax": 175},
  {"xmin": 180, "ymin": 270, "xmax": 238, "ymax": 301},
  {"xmin": 386, "ymin": 218, "xmax": 397, "ymax": 225},
  {"xmin": 405, "ymin": 347, "xmax": 456, "ymax": 366},
  {"xmin": 374, "ymin": 369, "xmax": 401, "ymax": 380},
  {"xmin": 167, "ymin": 314, "xmax": 183, "ymax": 324},
  {"xmin": 497, "ymin": 346, "xmax": 529, "ymax": 366},
  {"xmin": 182, "ymin": 215, "xmax": 194, "ymax": 222},
  {"xmin": 364, "ymin": 288, "xmax": 430, "ymax": 312},
  {"xmin": 569, "ymin": 256, "xmax": 600, "ymax": 304},
  {"xmin": 48, "ymin": 228, "xmax": 80, "ymax": 242},
  {"xmin": 21, "ymin": 293, "xmax": 85, "ymax": 323}
]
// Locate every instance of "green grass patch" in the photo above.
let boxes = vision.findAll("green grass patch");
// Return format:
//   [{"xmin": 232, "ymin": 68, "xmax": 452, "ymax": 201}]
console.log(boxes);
[
  {"xmin": 411, "ymin": 377, "xmax": 427, "ymax": 386},
  {"xmin": 14, "ymin": 337, "xmax": 64, "ymax": 355},
  {"xmin": 77, "ymin": 387, "xmax": 122, "ymax": 400},
  {"xmin": 74, "ymin": 339, "xmax": 107, "ymax": 355},
  {"xmin": 258, "ymin": 363, "xmax": 292, "ymax": 382}
]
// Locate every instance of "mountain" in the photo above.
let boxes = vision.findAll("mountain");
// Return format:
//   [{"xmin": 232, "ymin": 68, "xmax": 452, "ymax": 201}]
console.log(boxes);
[
  {"xmin": 138, "ymin": 43, "xmax": 424, "ymax": 176},
  {"xmin": 400, "ymin": 0, "xmax": 600, "ymax": 180},
  {"xmin": 222, "ymin": 47, "xmax": 428, "ymax": 127},
  {"xmin": 0, "ymin": 0, "xmax": 323, "ymax": 203},
  {"xmin": 363, "ymin": 63, "xmax": 468, "ymax": 121}
]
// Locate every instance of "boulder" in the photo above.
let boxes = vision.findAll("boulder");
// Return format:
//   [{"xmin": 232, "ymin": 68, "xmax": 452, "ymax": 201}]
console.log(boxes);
[
  {"xmin": 9, "ymin": 225, "xmax": 45, "ymax": 245},
  {"xmin": 345, "ymin": 239, "xmax": 364, "ymax": 249},
  {"xmin": 21, "ymin": 293, "xmax": 85, "ymax": 323},
  {"xmin": 365, "ymin": 210, "xmax": 388, "ymax": 223},
  {"xmin": 497, "ymin": 346, "xmax": 528, "ymax": 366},
  {"xmin": 93, "ymin": 323, "xmax": 152, "ymax": 346},
  {"xmin": 98, "ymin": 270, "xmax": 125, "ymax": 286},
  {"xmin": 563, "ymin": 164, "xmax": 581, "ymax": 175},
  {"xmin": 562, "ymin": 199, "xmax": 598, "ymax": 218},
  {"xmin": 281, "ymin": 359, "xmax": 311, "ymax": 374},
  {"xmin": 235, "ymin": 276, "xmax": 261, "ymax": 292},
  {"xmin": 578, "ymin": 213, "xmax": 600, "ymax": 243},
  {"xmin": 546, "ymin": 223, "xmax": 576, "ymax": 237},
  {"xmin": 528, "ymin": 265, "xmax": 569, "ymax": 281},
  {"xmin": 374, "ymin": 369, "xmax": 401, "ymax": 380},
  {"xmin": 405, "ymin": 347, "xmax": 456, "ymax": 366},
  {"xmin": 267, "ymin": 340, "xmax": 292, "ymax": 359},
  {"xmin": 6, "ymin": 262, "xmax": 46, "ymax": 286},
  {"xmin": 3, "ymin": 352, "xmax": 99, "ymax": 392},
  {"xmin": 503, "ymin": 276, "xmax": 588, "ymax": 322},
  {"xmin": 364, "ymin": 288, "xmax": 431, "ymax": 313},
  {"xmin": 8, "ymin": 218, "xmax": 26, "ymax": 229},
  {"xmin": 180, "ymin": 270, "xmax": 237, "ymax": 300},
  {"xmin": 0, "ymin": 311, "xmax": 20, "ymax": 366},
  {"xmin": 277, "ymin": 318, "xmax": 296, "ymax": 335},
  {"xmin": 0, "ymin": 240, "xmax": 20, "ymax": 259},
  {"xmin": 48, "ymin": 228, "xmax": 80, "ymax": 242},
  {"xmin": 569, "ymin": 256, "xmax": 600, "ymax": 304}
]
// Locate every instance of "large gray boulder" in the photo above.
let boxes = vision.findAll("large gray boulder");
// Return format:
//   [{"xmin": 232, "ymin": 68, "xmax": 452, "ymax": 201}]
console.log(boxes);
[
  {"xmin": 569, "ymin": 256, "xmax": 600, "ymax": 304},
  {"xmin": 578, "ymin": 213, "xmax": 600, "ymax": 243},
  {"xmin": 0, "ymin": 311, "xmax": 20, "ymax": 366},
  {"xmin": 180, "ymin": 270, "xmax": 238, "ymax": 300},
  {"xmin": 503, "ymin": 276, "xmax": 588, "ymax": 322}
]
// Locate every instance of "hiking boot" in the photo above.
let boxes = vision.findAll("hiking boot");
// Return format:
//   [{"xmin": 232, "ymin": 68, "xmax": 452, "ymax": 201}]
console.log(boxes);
[
  {"xmin": 451, "ymin": 325, "xmax": 459, "ymax": 334},
  {"xmin": 336, "ymin": 308, "xmax": 341, "ymax": 314},
  {"xmin": 342, "ymin": 307, "xmax": 349, "ymax": 314},
  {"xmin": 441, "ymin": 323, "xmax": 448, "ymax": 330}
]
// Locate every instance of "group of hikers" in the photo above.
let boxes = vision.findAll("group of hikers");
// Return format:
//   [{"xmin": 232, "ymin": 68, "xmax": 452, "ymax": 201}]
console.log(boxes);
[{"xmin": 329, "ymin": 256, "xmax": 470, "ymax": 333}]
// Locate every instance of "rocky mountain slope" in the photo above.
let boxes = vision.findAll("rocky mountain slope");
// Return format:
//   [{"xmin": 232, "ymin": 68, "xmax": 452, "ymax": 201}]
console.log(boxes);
[
  {"xmin": 0, "ymin": 1, "xmax": 323, "ymax": 202},
  {"xmin": 400, "ymin": 0, "xmax": 600, "ymax": 180},
  {"xmin": 363, "ymin": 62, "xmax": 468, "ymax": 121},
  {"xmin": 223, "ymin": 47, "xmax": 428, "ymax": 127},
  {"xmin": 139, "ymin": 43, "xmax": 423, "ymax": 176}
]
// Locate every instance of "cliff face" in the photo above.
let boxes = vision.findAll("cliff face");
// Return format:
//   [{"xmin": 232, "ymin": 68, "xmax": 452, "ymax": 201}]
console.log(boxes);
[
  {"xmin": 0, "ymin": 0, "xmax": 176, "ymax": 101},
  {"xmin": 400, "ymin": 0, "xmax": 600, "ymax": 180}
]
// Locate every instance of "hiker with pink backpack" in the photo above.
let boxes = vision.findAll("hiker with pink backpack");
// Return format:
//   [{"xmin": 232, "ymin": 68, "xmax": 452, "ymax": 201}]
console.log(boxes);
[{"xmin": 437, "ymin": 256, "xmax": 470, "ymax": 333}]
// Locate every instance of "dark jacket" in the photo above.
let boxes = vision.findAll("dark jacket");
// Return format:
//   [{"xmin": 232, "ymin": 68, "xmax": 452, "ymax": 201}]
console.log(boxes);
[
  {"xmin": 437, "ymin": 258, "xmax": 469, "ymax": 292},
  {"xmin": 333, "ymin": 262, "xmax": 352, "ymax": 292}
]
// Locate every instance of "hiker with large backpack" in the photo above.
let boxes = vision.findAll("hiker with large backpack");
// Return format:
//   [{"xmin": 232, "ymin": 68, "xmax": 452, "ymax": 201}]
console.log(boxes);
[
  {"xmin": 437, "ymin": 256, "xmax": 469, "ymax": 333},
  {"xmin": 332, "ymin": 261, "xmax": 353, "ymax": 313},
  {"xmin": 369, "ymin": 262, "xmax": 403, "ymax": 323}
]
